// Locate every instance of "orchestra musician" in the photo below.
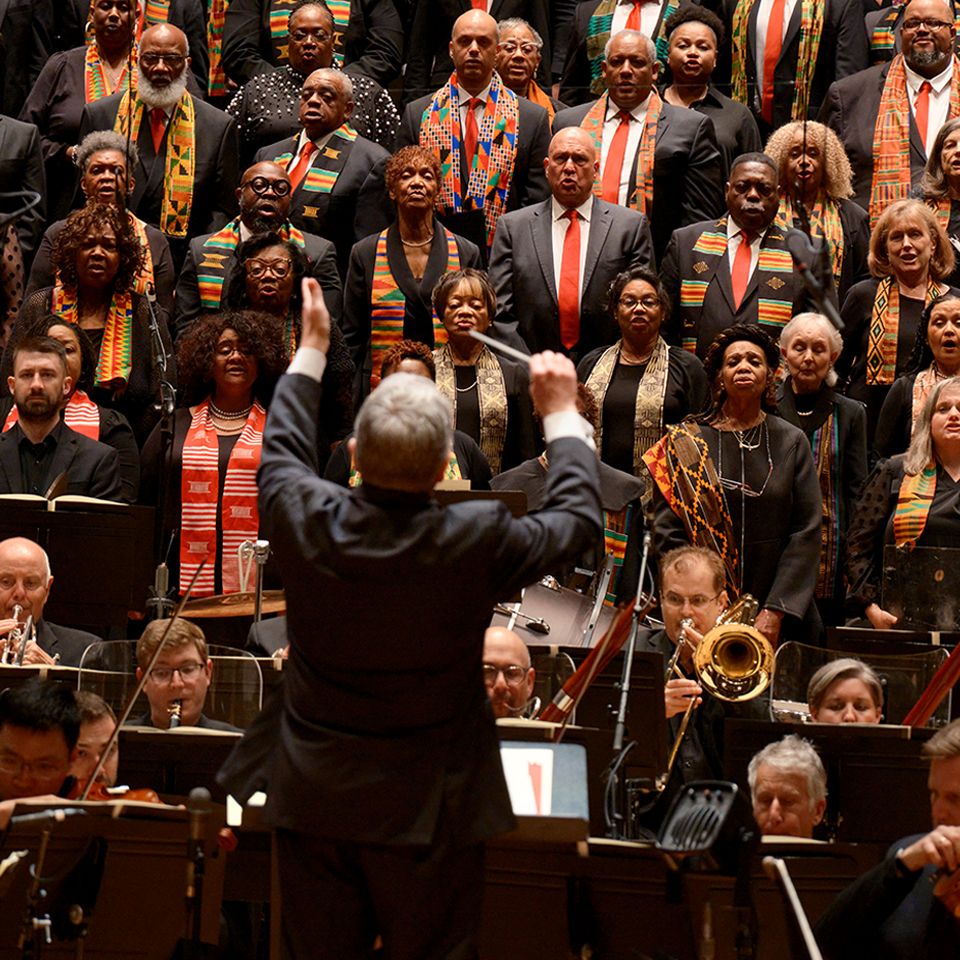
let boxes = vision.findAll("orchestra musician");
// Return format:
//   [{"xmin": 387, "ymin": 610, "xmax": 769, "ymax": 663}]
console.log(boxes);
[
  {"xmin": 748, "ymin": 734, "xmax": 827, "ymax": 839},
  {"xmin": 483, "ymin": 626, "xmax": 536, "ymax": 719},
  {"xmin": 71, "ymin": 690, "xmax": 119, "ymax": 788},
  {"xmin": 807, "ymin": 658, "xmax": 884, "ymax": 724}
]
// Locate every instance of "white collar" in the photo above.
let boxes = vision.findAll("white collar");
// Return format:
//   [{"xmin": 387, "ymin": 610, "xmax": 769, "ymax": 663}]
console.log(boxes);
[
  {"xmin": 904, "ymin": 56, "xmax": 956, "ymax": 96},
  {"xmin": 604, "ymin": 94, "xmax": 651, "ymax": 122},
  {"xmin": 551, "ymin": 195, "xmax": 594, "ymax": 223}
]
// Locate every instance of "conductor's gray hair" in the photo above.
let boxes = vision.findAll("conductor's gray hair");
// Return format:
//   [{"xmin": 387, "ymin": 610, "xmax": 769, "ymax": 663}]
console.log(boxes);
[
  {"xmin": 354, "ymin": 373, "xmax": 453, "ymax": 492},
  {"xmin": 747, "ymin": 734, "xmax": 827, "ymax": 811}
]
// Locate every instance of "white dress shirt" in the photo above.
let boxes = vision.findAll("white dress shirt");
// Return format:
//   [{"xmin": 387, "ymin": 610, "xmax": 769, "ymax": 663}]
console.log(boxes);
[
  {"xmin": 905, "ymin": 57, "xmax": 956, "ymax": 156},
  {"xmin": 600, "ymin": 95, "xmax": 649, "ymax": 206},
  {"xmin": 612, "ymin": 0, "xmax": 664, "ymax": 40},
  {"xmin": 726, "ymin": 217, "xmax": 765, "ymax": 280},
  {"xmin": 456, "ymin": 83, "xmax": 491, "ymax": 150},
  {"xmin": 550, "ymin": 196, "xmax": 594, "ymax": 305},
  {"xmin": 755, "ymin": 0, "xmax": 800, "ymax": 91}
]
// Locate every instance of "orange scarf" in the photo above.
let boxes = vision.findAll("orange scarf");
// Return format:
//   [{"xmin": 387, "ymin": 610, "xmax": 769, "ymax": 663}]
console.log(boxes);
[{"xmin": 2, "ymin": 390, "xmax": 100, "ymax": 440}]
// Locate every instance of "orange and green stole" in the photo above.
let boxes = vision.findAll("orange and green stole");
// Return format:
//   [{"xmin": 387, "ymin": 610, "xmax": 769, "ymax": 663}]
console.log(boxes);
[
  {"xmin": 180, "ymin": 400, "xmax": 267, "ymax": 596},
  {"xmin": 730, "ymin": 0, "xmax": 823, "ymax": 121},
  {"xmin": 870, "ymin": 54, "xmax": 960, "ymax": 227},
  {"xmin": 3, "ymin": 391, "xmax": 100, "ymax": 440},
  {"xmin": 893, "ymin": 461, "xmax": 937, "ymax": 549},
  {"xmin": 642, "ymin": 422, "xmax": 740, "ymax": 596},
  {"xmin": 270, "ymin": 125, "xmax": 358, "ymax": 220},
  {"xmin": 433, "ymin": 344, "xmax": 509, "ymax": 474},
  {"xmin": 349, "ymin": 452, "xmax": 462, "ymax": 488},
  {"xmin": 584, "ymin": 0, "xmax": 678, "ymax": 95},
  {"xmin": 137, "ymin": 0, "xmax": 172, "ymax": 36},
  {"xmin": 808, "ymin": 409, "xmax": 841, "ymax": 598},
  {"xmin": 270, "ymin": 0, "xmax": 351, "ymax": 67},
  {"xmin": 778, "ymin": 194, "xmax": 844, "ymax": 279},
  {"xmin": 419, "ymin": 72, "xmax": 519, "ymax": 250},
  {"xmin": 128, "ymin": 215, "xmax": 156, "ymax": 297},
  {"xmin": 866, "ymin": 277, "xmax": 945, "ymax": 385},
  {"xmin": 114, "ymin": 91, "xmax": 196, "ymax": 238},
  {"xmin": 51, "ymin": 280, "xmax": 134, "ymax": 389},
  {"xmin": 368, "ymin": 227, "xmax": 459, "ymax": 391},
  {"xmin": 84, "ymin": 42, "xmax": 135, "ymax": 103},
  {"xmin": 208, "ymin": 0, "xmax": 231, "ymax": 97},
  {"xmin": 581, "ymin": 91, "xmax": 661, "ymax": 217}
]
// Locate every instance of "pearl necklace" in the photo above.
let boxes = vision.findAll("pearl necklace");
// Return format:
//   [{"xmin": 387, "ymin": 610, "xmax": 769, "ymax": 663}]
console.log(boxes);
[{"xmin": 210, "ymin": 402, "xmax": 252, "ymax": 421}]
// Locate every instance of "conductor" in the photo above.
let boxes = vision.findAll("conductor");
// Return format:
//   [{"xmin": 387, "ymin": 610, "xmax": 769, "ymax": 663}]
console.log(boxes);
[{"xmin": 257, "ymin": 278, "xmax": 602, "ymax": 958}]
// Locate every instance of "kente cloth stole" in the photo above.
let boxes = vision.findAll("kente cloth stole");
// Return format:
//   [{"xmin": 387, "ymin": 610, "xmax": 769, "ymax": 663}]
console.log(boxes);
[
  {"xmin": 809, "ymin": 411, "xmax": 840, "ymax": 598},
  {"xmin": 434, "ymin": 344, "xmax": 509, "ymax": 474},
  {"xmin": 114, "ymin": 92, "xmax": 196, "ymax": 238},
  {"xmin": 585, "ymin": 0, "xmax": 678, "ymax": 95},
  {"xmin": 273, "ymin": 126, "xmax": 357, "ymax": 212},
  {"xmin": 680, "ymin": 224, "xmax": 727, "ymax": 351},
  {"xmin": 779, "ymin": 195, "xmax": 844, "ymax": 278},
  {"xmin": 3, "ymin": 390, "xmax": 100, "ymax": 440},
  {"xmin": 368, "ymin": 227, "xmax": 458, "ymax": 391},
  {"xmin": 84, "ymin": 43, "xmax": 133, "ymax": 103},
  {"xmin": 871, "ymin": 55, "xmax": 960, "ymax": 227},
  {"xmin": 270, "ymin": 0, "xmax": 350, "ymax": 67},
  {"xmin": 926, "ymin": 195, "xmax": 952, "ymax": 236},
  {"xmin": 208, "ymin": 0, "xmax": 230, "ymax": 97},
  {"xmin": 419, "ymin": 73, "xmax": 519, "ymax": 250},
  {"xmin": 866, "ymin": 276, "xmax": 944, "ymax": 385},
  {"xmin": 349, "ymin": 451, "xmax": 462, "ymax": 488},
  {"xmin": 584, "ymin": 338, "xmax": 669, "ymax": 475},
  {"xmin": 911, "ymin": 365, "xmax": 944, "ymax": 438},
  {"xmin": 641, "ymin": 422, "xmax": 740, "ymax": 594},
  {"xmin": 893, "ymin": 460, "xmax": 937, "ymax": 548},
  {"xmin": 129, "ymin": 215, "xmax": 156, "ymax": 296},
  {"xmin": 603, "ymin": 504, "xmax": 633, "ymax": 605},
  {"xmin": 51, "ymin": 279, "xmax": 134, "ymax": 387},
  {"xmin": 730, "ymin": 0, "xmax": 823, "ymax": 120},
  {"xmin": 582, "ymin": 91, "xmax": 661, "ymax": 217},
  {"xmin": 871, "ymin": 1, "xmax": 901, "ymax": 60},
  {"xmin": 180, "ymin": 400, "xmax": 266, "ymax": 596},
  {"xmin": 138, "ymin": 0, "xmax": 171, "ymax": 36},
  {"xmin": 197, "ymin": 218, "xmax": 305, "ymax": 309}
]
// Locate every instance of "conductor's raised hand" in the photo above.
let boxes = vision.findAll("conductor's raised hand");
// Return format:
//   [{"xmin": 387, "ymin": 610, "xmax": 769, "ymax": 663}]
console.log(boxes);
[
  {"xmin": 529, "ymin": 351, "xmax": 578, "ymax": 418},
  {"xmin": 300, "ymin": 277, "xmax": 331, "ymax": 355}
]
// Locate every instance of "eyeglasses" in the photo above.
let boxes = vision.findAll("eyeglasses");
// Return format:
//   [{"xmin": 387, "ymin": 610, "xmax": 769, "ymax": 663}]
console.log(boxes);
[
  {"xmin": 246, "ymin": 257, "xmax": 293, "ymax": 279},
  {"xmin": 291, "ymin": 28, "xmax": 331, "ymax": 43},
  {"xmin": 499, "ymin": 40, "xmax": 540, "ymax": 55},
  {"xmin": 902, "ymin": 17, "xmax": 953, "ymax": 30},
  {"xmin": 0, "ymin": 754, "xmax": 65, "ymax": 779},
  {"xmin": 242, "ymin": 176, "xmax": 292, "ymax": 197},
  {"xmin": 482, "ymin": 664, "xmax": 528, "ymax": 686},
  {"xmin": 661, "ymin": 591, "xmax": 722, "ymax": 610},
  {"xmin": 149, "ymin": 661, "xmax": 204, "ymax": 683},
  {"xmin": 140, "ymin": 53, "xmax": 187, "ymax": 68},
  {"xmin": 619, "ymin": 295, "xmax": 661, "ymax": 310}
]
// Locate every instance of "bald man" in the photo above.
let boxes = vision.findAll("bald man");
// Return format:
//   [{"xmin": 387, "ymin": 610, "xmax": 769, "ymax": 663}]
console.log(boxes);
[
  {"xmin": 483, "ymin": 627, "xmax": 536, "ymax": 718},
  {"xmin": 488, "ymin": 126, "xmax": 653, "ymax": 362},
  {"xmin": 79, "ymin": 23, "xmax": 240, "ymax": 268},
  {"xmin": 0, "ymin": 538, "xmax": 102, "ymax": 667}
]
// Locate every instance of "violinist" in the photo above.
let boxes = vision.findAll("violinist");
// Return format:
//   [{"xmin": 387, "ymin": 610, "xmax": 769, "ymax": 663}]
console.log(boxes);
[
  {"xmin": 72, "ymin": 691, "xmax": 118, "ymax": 788},
  {"xmin": 816, "ymin": 718, "xmax": 960, "ymax": 958}
]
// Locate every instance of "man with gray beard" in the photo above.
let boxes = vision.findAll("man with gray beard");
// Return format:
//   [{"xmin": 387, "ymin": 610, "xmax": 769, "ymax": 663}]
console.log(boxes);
[
  {"xmin": 78, "ymin": 24, "xmax": 239, "ymax": 269},
  {"xmin": 820, "ymin": 0, "xmax": 960, "ymax": 212}
]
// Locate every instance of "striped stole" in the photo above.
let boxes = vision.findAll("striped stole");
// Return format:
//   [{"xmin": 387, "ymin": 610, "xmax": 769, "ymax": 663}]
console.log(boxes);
[
  {"xmin": 3, "ymin": 390, "xmax": 101, "ymax": 440},
  {"xmin": 893, "ymin": 461, "xmax": 937, "ymax": 548},
  {"xmin": 603, "ymin": 504, "xmax": 633, "ymax": 604},
  {"xmin": 270, "ymin": 0, "xmax": 351, "ymax": 68},
  {"xmin": 180, "ymin": 401, "xmax": 266, "ymax": 596}
]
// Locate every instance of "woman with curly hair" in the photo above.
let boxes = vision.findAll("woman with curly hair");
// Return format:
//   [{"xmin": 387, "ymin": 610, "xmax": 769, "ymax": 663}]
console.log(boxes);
[
  {"xmin": 342, "ymin": 145, "xmax": 482, "ymax": 400},
  {"xmin": 140, "ymin": 310, "xmax": 286, "ymax": 598},
  {"xmin": 917, "ymin": 117, "xmax": 960, "ymax": 287},
  {"xmin": 765, "ymin": 121, "xmax": 870, "ymax": 303},
  {"xmin": 6, "ymin": 203, "xmax": 174, "ymax": 445},
  {"xmin": 643, "ymin": 324, "xmax": 822, "ymax": 645},
  {"xmin": 225, "ymin": 231, "xmax": 354, "ymax": 463}
]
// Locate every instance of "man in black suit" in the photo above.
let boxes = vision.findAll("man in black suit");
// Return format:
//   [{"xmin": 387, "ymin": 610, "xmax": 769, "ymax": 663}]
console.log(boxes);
[
  {"xmin": 404, "ymin": 0, "xmax": 551, "ymax": 103},
  {"xmin": 78, "ymin": 24, "xmax": 239, "ymax": 269},
  {"xmin": 0, "ymin": 117, "xmax": 45, "ymax": 270},
  {"xmin": 660, "ymin": 153, "xmax": 828, "ymax": 357},
  {"xmin": 0, "ymin": 337, "xmax": 122, "ymax": 502},
  {"xmin": 0, "ymin": 538, "xmax": 103, "ymax": 667},
  {"xmin": 175, "ymin": 160, "xmax": 343, "ymax": 339},
  {"xmin": 398, "ymin": 8, "xmax": 552, "ymax": 258},
  {"xmin": 820, "ymin": 0, "xmax": 960, "ymax": 212},
  {"xmin": 253, "ymin": 277, "xmax": 601, "ymax": 957},
  {"xmin": 0, "ymin": 0, "xmax": 53, "ymax": 116},
  {"xmin": 490, "ymin": 127, "xmax": 653, "ymax": 361},
  {"xmin": 254, "ymin": 68, "xmax": 391, "ymax": 274},
  {"xmin": 553, "ymin": 29, "xmax": 724, "ymax": 264}
]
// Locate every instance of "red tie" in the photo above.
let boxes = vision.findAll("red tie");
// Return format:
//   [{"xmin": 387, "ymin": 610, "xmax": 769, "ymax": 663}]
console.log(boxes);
[
  {"xmin": 558, "ymin": 210, "xmax": 581, "ymax": 350},
  {"xmin": 149, "ymin": 108, "xmax": 166, "ymax": 153},
  {"xmin": 731, "ymin": 230, "xmax": 755, "ymax": 309},
  {"xmin": 625, "ymin": 0, "xmax": 643, "ymax": 29},
  {"xmin": 471, "ymin": 0, "xmax": 486, "ymax": 8},
  {"xmin": 601, "ymin": 111, "xmax": 631, "ymax": 204},
  {"xmin": 463, "ymin": 98, "xmax": 481, "ymax": 167},
  {"xmin": 915, "ymin": 80, "xmax": 933, "ymax": 154},
  {"xmin": 761, "ymin": 0, "xmax": 787, "ymax": 124},
  {"xmin": 286, "ymin": 141, "xmax": 318, "ymax": 191}
]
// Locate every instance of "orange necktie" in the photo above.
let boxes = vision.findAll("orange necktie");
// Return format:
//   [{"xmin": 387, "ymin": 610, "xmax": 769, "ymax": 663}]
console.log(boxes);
[
  {"xmin": 149, "ymin": 108, "xmax": 167, "ymax": 153},
  {"xmin": 558, "ymin": 210, "xmax": 581, "ymax": 350},
  {"xmin": 731, "ymin": 231, "xmax": 755, "ymax": 309},
  {"xmin": 471, "ymin": 0, "xmax": 486, "ymax": 8},
  {"xmin": 915, "ymin": 80, "xmax": 933, "ymax": 154},
  {"xmin": 463, "ymin": 98, "xmax": 481, "ymax": 167},
  {"xmin": 601, "ymin": 111, "xmax": 631, "ymax": 204},
  {"xmin": 761, "ymin": 0, "xmax": 787, "ymax": 124},
  {"xmin": 287, "ymin": 141, "xmax": 318, "ymax": 191},
  {"xmin": 625, "ymin": 0, "xmax": 643, "ymax": 29}
]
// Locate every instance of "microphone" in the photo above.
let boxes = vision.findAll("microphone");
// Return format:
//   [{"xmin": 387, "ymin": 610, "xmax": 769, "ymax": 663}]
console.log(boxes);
[
  {"xmin": 784, "ymin": 229, "xmax": 844, "ymax": 332},
  {"xmin": 185, "ymin": 787, "xmax": 211, "ymax": 901},
  {"xmin": 10, "ymin": 808, "xmax": 87, "ymax": 826}
]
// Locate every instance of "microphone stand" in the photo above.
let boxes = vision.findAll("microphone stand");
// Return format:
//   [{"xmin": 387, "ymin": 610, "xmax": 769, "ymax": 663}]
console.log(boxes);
[{"xmin": 604, "ymin": 531, "xmax": 653, "ymax": 840}]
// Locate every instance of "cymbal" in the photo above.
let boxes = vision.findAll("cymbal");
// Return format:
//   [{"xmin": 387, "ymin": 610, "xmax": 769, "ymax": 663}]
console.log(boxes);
[{"xmin": 182, "ymin": 590, "xmax": 286, "ymax": 618}]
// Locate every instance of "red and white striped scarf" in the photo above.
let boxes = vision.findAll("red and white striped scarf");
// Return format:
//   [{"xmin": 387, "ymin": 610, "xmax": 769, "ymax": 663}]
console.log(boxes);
[
  {"xmin": 179, "ymin": 400, "xmax": 266, "ymax": 596},
  {"xmin": 3, "ymin": 390, "xmax": 100, "ymax": 440}
]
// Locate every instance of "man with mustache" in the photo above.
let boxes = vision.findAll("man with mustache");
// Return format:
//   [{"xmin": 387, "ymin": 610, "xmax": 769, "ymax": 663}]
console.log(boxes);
[
  {"xmin": 78, "ymin": 23, "xmax": 239, "ymax": 268},
  {"xmin": 175, "ymin": 160, "xmax": 343, "ymax": 339}
]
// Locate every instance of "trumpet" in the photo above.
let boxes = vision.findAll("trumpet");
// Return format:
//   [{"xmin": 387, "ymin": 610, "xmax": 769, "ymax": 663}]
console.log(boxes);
[
  {"xmin": 168, "ymin": 700, "xmax": 182, "ymax": 729},
  {"xmin": 1, "ymin": 605, "xmax": 32, "ymax": 666}
]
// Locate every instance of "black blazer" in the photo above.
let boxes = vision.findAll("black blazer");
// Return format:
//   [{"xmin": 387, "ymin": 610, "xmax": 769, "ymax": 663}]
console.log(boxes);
[
  {"xmin": 0, "ymin": 422, "xmax": 122, "ymax": 501},
  {"xmin": 552, "ymin": 99, "xmax": 724, "ymax": 263},
  {"xmin": 489, "ymin": 196, "xmax": 654, "ymax": 361},
  {"xmin": 252, "ymin": 369, "xmax": 602, "ymax": 844},
  {"xmin": 1, "ymin": 0, "xmax": 51, "ymax": 117},
  {"xmin": 36, "ymin": 619, "xmax": 102, "ymax": 667},
  {"xmin": 0, "ymin": 116, "xmax": 45, "ymax": 265},
  {"xmin": 221, "ymin": 0, "xmax": 403, "ymax": 87}
]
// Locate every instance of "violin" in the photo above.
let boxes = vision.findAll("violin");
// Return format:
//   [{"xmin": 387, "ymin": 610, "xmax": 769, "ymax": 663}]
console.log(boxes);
[{"xmin": 67, "ymin": 779, "xmax": 163, "ymax": 805}]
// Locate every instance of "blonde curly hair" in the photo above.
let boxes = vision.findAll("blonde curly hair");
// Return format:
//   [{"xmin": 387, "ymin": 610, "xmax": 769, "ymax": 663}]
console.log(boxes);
[{"xmin": 764, "ymin": 122, "xmax": 854, "ymax": 201}]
